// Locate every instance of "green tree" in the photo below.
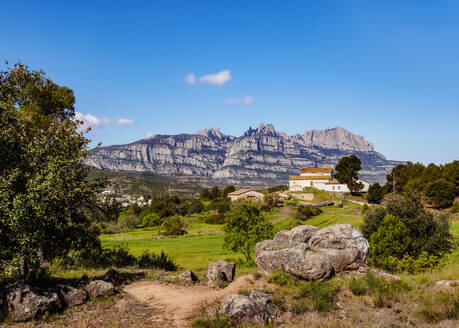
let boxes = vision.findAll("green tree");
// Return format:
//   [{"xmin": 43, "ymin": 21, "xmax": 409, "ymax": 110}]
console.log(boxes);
[
  {"xmin": 162, "ymin": 216, "xmax": 186, "ymax": 236},
  {"xmin": 424, "ymin": 179, "xmax": 456, "ymax": 209},
  {"xmin": 334, "ymin": 155, "xmax": 364, "ymax": 194},
  {"xmin": 367, "ymin": 183, "xmax": 383, "ymax": 204},
  {"xmin": 0, "ymin": 62, "xmax": 103, "ymax": 277},
  {"xmin": 222, "ymin": 185, "xmax": 236, "ymax": 197},
  {"xmin": 200, "ymin": 188, "xmax": 211, "ymax": 200},
  {"xmin": 223, "ymin": 202, "xmax": 274, "ymax": 261}
]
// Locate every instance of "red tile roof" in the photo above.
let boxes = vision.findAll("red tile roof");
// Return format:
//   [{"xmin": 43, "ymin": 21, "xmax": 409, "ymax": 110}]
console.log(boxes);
[
  {"xmin": 299, "ymin": 167, "xmax": 333, "ymax": 174},
  {"xmin": 228, "ymin": 189, "xmax": 252, "ymax": 196}
]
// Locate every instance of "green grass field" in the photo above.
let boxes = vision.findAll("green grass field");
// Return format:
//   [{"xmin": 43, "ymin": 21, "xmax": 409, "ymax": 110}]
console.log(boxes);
[{"xmin": 100, "ymin": 201, "xmax": 459, "ymax": 275}]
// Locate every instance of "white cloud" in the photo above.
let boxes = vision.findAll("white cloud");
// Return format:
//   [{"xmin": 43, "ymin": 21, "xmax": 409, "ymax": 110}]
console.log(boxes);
[
  {"xmin": 75, "ymin": 112, "xmax": 102, "ymax": 130},
  {"xmin": 199, "ymin": 70, "xmax": 231, "ymax": 86},
  {"xmin": 185, "ymin": 73, "xmax": 196, "ymax": 85},
  {"xmin": 103, "ymin": 117, "xmax": 112, "ymax": 124},
  {"xmin": 117, "ymin": 118, "xmax": 135, "ymax": 125},
  {"xmin": 224, "ymin": 95, "xmax": 254, "ymax": 104},
  {"xmin": 146, "ymin": 132, "xmax": 155, "ymax": 138}
]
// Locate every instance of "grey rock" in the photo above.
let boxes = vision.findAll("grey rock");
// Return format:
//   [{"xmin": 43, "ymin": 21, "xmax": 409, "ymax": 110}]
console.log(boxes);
[
  {"xmin": 86, "ymin": 124, "xmax": 403, "ymax": 185},
  {"xmin": 179, "ymin": 270, "xmax": 199, "ymax": 283},
  {"xmin": 207, "ymin": 260, "xmax": 235, "ymax": 286},
  {"xmin": 220, "ymin": 291, "xmax": 277, "ymax": 326},
  {"xmin": 100, "ymin": 269, "xmax": 121, "ymax": 285},
  {"xmin": 6, "ymin": 285, "xmax": 62, "ymax": 322},
  {"xmin": 308, "ymin": 224, "xmax": 369, "ymax": 271},
  {"xmin": 434, "ymin": 280, "xmax": 459, "ymax": 289},
  {"xmin": 57, "ymin": 285, "xmax": 87, "ymax": 307},
  {"xmin": 255, "ymin": 224, "xmax": 369, "ymax": 280},
  {"xmin": 84, "ymin": 280, "xmax": 115, "ymax": 298}
]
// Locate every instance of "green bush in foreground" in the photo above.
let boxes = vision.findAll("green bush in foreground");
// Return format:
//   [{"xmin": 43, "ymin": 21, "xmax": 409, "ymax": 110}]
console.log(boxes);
[{"xmin": 296, "ymin": 280, "xmax": 340, "ymax": 312}]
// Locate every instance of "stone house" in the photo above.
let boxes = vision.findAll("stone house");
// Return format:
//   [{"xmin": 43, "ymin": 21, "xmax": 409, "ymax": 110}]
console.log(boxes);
[{"xmin": 228, "ymin": 189, "xmax": 265, "ymax": 201}]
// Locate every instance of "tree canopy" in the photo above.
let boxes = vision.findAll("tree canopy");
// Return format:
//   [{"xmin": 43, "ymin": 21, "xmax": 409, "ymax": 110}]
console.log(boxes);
[
  {"xmin": 334, "ymin": 155, "xmax": 364, "ymax": 194},
  {"xmin": 0, "ymin": 62, "xmax": 103, "ymax": 278}
]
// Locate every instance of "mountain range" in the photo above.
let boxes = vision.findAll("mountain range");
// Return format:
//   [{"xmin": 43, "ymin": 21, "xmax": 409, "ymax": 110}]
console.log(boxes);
[{"xmin": 86, "ymin": 124, "xmax": 403, "ymax": 187}]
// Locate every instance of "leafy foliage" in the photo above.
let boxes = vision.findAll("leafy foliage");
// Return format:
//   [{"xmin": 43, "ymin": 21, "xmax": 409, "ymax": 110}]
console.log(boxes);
[
  {"xmin": 137, "ymin": 250, "xmax": 177, "ymax": 271},
  {"xmin": 162, "ymin": 216, "xmax": 186, "ymax": 236},
  {"xmin": 141, "ymin": 213, "xmax": 163, "ymax": 227},
  {"xmin": 296, "ymin": 280, "xmax": 340, "ymax": 312},
  {"xmin": 294, "ymin": 205, "xmax": 322, "ymax": 221},
  {"xmin": 424, "ymin": 179, "xmax": 456, "ymax": 208},
  {"xmin": 367, "ymin": 182, "xmax": 383, "ymax": 204},
  {"xmin": 223, "ymin": 202, "xmax": 274, "ymax": 261},
  {"xmin": 363, "ymin": 193, "xmax": 453, "ymax": 272},
  {"xmin": 334, "ymin": 155, "xmax": 364, "ymax": 194},
  {"xmin": 0, "ymin": 63, "xmax": 103, "ymax": 278}
]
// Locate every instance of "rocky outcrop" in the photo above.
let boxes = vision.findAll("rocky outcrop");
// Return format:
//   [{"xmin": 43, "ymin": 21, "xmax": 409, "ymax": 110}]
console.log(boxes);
[
  {"xmin": 220, "ymin": 291, "xmax": 277, "ymax": 326},
  {"xmin": 207, "ymin": 260, "xmax": 236, "ymax": 286},
  {"xmin": 84, "ymin": 280, "xmax": 115, "ymax": 298},
  {"xmin": 6, "ymin": 285, "xmax": 63, "ymax": 322},
  {"xmin": 86, "ymin": 124, "xmax": 403, "ymax": 185},
  {"xmin": 255, "ymin": 224, "xmax": 369, "ymax": 280},
  {"xmin": 57, "ymin": 285, "xmax": 87, "ymax": 307}
]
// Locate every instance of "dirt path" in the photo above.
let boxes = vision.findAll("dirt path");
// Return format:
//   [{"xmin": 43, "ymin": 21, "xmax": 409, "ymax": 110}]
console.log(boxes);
[{"xmin": 123, "ymin": 275, "xmax": 256, "ymax": 327}]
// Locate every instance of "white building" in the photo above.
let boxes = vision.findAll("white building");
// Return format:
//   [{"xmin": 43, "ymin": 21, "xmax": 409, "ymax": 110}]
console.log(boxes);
[
  {"xmin": 227, "ymin": 189, "xmax": 265, "ymax": 201},
  {"xmin": 289, "ymin": 167, "xmax": 369, "ymax": 193}
]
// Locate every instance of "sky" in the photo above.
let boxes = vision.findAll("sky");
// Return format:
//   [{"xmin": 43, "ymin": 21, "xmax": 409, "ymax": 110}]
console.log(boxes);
[{"xmin": 1, "ymin": 0, "xmax": 458, "ymax": 164}]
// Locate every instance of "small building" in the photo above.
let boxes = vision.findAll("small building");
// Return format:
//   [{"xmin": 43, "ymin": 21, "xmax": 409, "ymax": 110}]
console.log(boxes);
[
  {"xmin": 289, "ymin": 167, "xmax": 369, "ymax": 193},
  {"xmin": 227, "ymin": 189, "xmax": 265, "ymax": 201}
]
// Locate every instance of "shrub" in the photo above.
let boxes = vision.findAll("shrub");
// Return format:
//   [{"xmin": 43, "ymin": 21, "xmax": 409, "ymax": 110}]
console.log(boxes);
[
  {"xmin": 162, "ymin": 216, "xmax": 186, "ymax": 236},
  {"xmin": 424, "ymin": 179, "xmax": 456, "ymax": 209},
  {"xmin": 141, "ymin": 213, "xmax": 162, "ymax": 227},
  {"xmin": 361, "ymin": 204, "xmax": 369, "ymax": 213},
  {"xmin": 295, "ymin": 205, "xmax": 322, "ymax": 221},
  {"xmin": 261, "ymin": 194, "xmax": 280, "ymax": 211},
  {"xmin": 367, "ymin": 183, "xmax": 383, "ymax": 204},
  {"xmin": 267, "ymin": 271, "xmax": 295, "ymax": 287},
  {"xmin": 137, "ymin": 250, "xmax": 177, "ymax": 271},
  {"xmin": 205, "ymin": 214, "xmax": 225, "ymax": 224},
  {"xmin": 291, "ymin": 300, "xmax": 308, "ymax": 314},
  {"xmin": 238, "ymin": 289, "xmax": 251, "ymax": 296},
  {"xmin": 102, "ymin": 244, "xmax": 137, "ymax": 267},
  {"xmin": 297, "ymin": 280, "xmax": 340, "ymax": 312},
  {"xmin": 349, "ymin": 276, "xmax": 367, "ymax": 296},
  {"xmin": 451, "ymin": 203, "xmax": 459, "ymax": 214},
  {"xmin": 363, "ymin": 194, "xmax": 453, "ymax": 272},
  {"xmin": 187, "ymin": 199, "xmax": 204, "ymax": 214},
  {"xmin": 117, "ymin": 210, "xmax": 140, "ymax": 230}
]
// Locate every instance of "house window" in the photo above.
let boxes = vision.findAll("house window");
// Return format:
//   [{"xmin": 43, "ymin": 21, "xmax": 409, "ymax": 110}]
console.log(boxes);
[
  {"xmin": 332, "ymin": 186, "xmax": 335, "ymax": 191},
  {"xmin": 337, "ymin": 186, "xmax": 340, "ymax": 190}
]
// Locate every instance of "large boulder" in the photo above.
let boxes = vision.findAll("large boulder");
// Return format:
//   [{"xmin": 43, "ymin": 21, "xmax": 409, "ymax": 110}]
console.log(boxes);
[
  {"xmin": 207, "ymin": 260, "xmax": 235, "ymax": 286},
  {"xmin": 255, "ymin": 225, "xmax": 318, "ymax": 257},
  {"xmin": 84, "ymin": 280, "xmax": 115, "ymax": 298},
  {"xmin": 6, "ymin": 285, "xmax": 62, "ymax": 322},
  {"xmin": 255, "ymin": 224, "xmax": 369, "ymax": 280},
  {"xmin": 57, "ymin": 285, "xmax": 87, "ymax": 307},
  {"xmin": 220, "ymin": 291, "xmax": 277, "ymax": 326}
]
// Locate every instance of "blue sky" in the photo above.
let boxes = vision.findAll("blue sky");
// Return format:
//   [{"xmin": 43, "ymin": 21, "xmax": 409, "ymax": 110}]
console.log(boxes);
[{"xmin": 2, "ymin": 0, "xmax": 458, "ymax": 164}]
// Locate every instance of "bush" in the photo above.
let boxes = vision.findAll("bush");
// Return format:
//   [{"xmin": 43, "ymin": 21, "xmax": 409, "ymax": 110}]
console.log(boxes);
[
  {"xmin": 205, "ymin": 214, "xmax": 225, "ymax": 224},
  {"xmin": 102, "ymin": 244, "xmax": 137, "ymax": 267},
  {"xmin": 162, "ymin": 216, "xmax": 186, "ymax": 236},
  {"xmin": 295, "ymin": 205, "xmax": 322, "ymax": 221},
  {"xmin": 267, "ymin": 271, "xmax": 296, "ymax": 287},
  {"xmin": 141, "ymin": 213, "xmax": 162, "ymax": 227},
  {"xmin": 117, "ymin": 211, "xmax": 139, "ymax": 229},
  {"xmin": 424, "ymin": 179, "xmax": 456, "ymax": 208},
  {"xmin": 361, "ymin": 204, "xmax": 369, "ymax": 213},
  {"xmin": 367, "ymin": 183, "xmax": 383, "ymax": 204},
  {"xmin": 451, "ymin": 203, "xmax": 459, "ymax": 214},
  {"xmin": 417, "ymin": 288, "xmax": 459, "ymax": 323},
  {"xmin": 349, "ymin": 276, "xmax": 367, "ymax": 296},
  {"xmin": 297, "ymin": 280, "xmax": 340, "ymax": 312},
  {"xmin": 363, "ymin": 194, "xmax": 453, "ymax": 272},
  {"xmin": 187, "ymin": 199, "xmax": 204, "ymax": 214},
  {"xmin": 291, "ymin": 300, "xmax": 308, "ymax": 314},
  {"xmin": 261, "ymin": 194, "xmax": 280, "ymax": 211},
  {"xmin": 137, "ymin": 250, "xmax": 177, "ymax": 271}
]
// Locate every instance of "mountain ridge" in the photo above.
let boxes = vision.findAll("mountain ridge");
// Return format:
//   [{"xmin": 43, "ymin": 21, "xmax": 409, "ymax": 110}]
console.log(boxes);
[{"xmin": 86, "ymin": 124, "xmax": 402, "ymax": 186}]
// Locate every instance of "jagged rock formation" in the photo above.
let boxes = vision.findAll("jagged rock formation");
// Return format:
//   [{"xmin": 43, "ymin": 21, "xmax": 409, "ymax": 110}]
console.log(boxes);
[{"xmin": 86, "ymin": 123, "xmax": 402, "ymax": 185}]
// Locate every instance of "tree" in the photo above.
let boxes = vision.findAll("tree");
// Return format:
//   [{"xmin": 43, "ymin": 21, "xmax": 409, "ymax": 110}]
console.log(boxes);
[
  {"xmin": 334, "ymin": 155, "xmax": 364, "ymax": 194},
  {"xmin": 223, "ymin": 202, "xmax": 274, "ymax": 261},
  {"xmin": 162, "ymin": 216, "xmax": 186, "ymax": 236},
  {"xmin": 367, "ymin": 183, "xmax": 383, "ymax": 204},
  {"xmin": 210, "ymin": 186, "xmax": 220, "ymax": 200},
  {"xmin": 0, "ymin": 62, "xmax": 103, "ymax": 277},
  {"xmin": 200, "ymin": 188, "xmax": 211, "ymax": 200},
  {"xmin": 222, "ymin": 185, "xmax": 236, "ymax": 197},
  {"xmin": 424, "ymin": 179, "xmax": 456, "ymax": 209}
]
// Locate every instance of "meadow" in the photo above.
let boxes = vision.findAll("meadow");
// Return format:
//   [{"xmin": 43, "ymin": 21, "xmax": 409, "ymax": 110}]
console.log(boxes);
[{"xmin": 100, "ymin": 201, "xmax": 459, "ymax": 274}]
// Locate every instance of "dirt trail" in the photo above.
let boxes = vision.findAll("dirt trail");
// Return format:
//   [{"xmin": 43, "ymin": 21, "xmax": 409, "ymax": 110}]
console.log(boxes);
[{"xmin": 123, "ymin": 275, "xmax": 256, "ymax": 327}]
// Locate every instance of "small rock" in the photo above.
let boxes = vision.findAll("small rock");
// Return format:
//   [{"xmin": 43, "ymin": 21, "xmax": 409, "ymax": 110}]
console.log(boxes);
[
  {"xmin": 376, "ymin": 271, "xmax": 401, "ymax": 283},
  {"xmin": 179, "ymin": 270, "xmax": 199, "ymax": 283},
  {"xmin": 6, "ymin": 284, "xmax": 62, "ymax": 322},
  {"xmin": 207, "ymin": 260, "xmax": 235, "ymax": 286},
  {"xmin": 84, "ymin": 280, "xmax": 115, "ymax": 298},
  {"xmin": 220, "ymin": 291, "xmax": 277, "ymax": 326},
  {"xmin": 57, "ymin": 285, "xmax": 87, "ymax": 307},
  {"xmin": 434, "ymin": 280, "xmax": 459, "ymax": 289}
]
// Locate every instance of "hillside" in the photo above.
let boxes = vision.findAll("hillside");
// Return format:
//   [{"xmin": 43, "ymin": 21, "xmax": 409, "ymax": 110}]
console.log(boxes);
[{"xmin": 86, "ymin": 124, "xmax": 403, "ymax": 186}]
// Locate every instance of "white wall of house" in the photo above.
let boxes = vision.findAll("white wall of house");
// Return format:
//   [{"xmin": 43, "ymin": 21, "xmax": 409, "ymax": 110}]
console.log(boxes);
[
  {"xmin": 289, "ymin": 179, "xmax": 369, "ymax": 193},
  {"xmin": 300, "ymin": 172, "xmax": 332, "ymax": 177}
]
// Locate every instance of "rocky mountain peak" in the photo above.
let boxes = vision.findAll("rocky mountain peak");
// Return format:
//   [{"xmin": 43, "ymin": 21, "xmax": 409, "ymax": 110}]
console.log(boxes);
[
  {"xmin": 196, "ymin": 128, "xmax": 231, "ymax": 140},
  {"xmin": 243, "ymin": 123, "xmax": 278, "ymax": 137}
]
